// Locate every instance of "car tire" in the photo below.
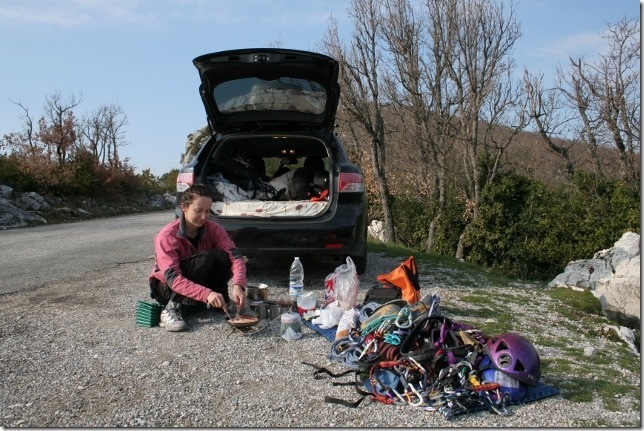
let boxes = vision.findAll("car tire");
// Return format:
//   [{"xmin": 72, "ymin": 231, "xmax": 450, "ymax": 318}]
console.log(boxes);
[{"xmin": 351, "ymin": 254, "xmax": 367, "ymax": 275}]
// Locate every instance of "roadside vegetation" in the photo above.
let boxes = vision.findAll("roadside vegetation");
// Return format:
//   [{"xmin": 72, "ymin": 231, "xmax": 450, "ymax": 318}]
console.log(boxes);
[{"xmin": 0, "ymin": 92, "xmax": 177, "ymax": 202}]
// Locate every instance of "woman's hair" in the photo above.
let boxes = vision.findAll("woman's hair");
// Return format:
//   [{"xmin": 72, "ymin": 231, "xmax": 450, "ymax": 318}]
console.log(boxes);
[{"xmin": 180, "ymin": 184, "xmax": 211, "ymax": 206}]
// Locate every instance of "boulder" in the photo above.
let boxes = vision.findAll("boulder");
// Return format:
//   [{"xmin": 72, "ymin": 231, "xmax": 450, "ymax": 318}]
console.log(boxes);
[
  {"xmin": 16, "ymin": 192, "xmax": 50, "ymax": 211},
  {"xmin": 0, "ymin": 197, "xmax": 47, "ymax": 228},
  {"xmin": 163, "ymin": 193, "xmax": 176, "ymax": 206},
  {"xmin": 368, "ymin": 219, "xmax": 385, "ymax": 242},
  {"xmin": 602, "ymin": 325, "xmax": 639, "ymax": 354},
  {"xmin": 0, "ymin": 184, "xmax": 13, "ymax": 199},
  {"xmin": 149, "ymin": 195, "xmax": 165, "ymax": 208},
  {"xmin": 549, "ymin": 232, "xmax": 640, "ymax": 328},
  {"xmin": 0, "ymin": 183, "xmax": 176, "ymax": 229}
]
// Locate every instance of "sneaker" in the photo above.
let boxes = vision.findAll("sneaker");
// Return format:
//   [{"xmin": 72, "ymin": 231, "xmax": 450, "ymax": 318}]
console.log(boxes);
[{"xmin": 159, "ymin": 301, "xmax": 188, "ymax": 332}]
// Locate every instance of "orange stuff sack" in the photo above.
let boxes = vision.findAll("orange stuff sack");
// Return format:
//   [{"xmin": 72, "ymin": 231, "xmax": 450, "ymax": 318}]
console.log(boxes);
[{"xmin": 376, "ymin": 256, "xmax": 421, "ymax": 305}]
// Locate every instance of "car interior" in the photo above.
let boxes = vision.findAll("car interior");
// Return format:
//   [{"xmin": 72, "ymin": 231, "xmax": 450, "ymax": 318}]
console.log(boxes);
[{"xmin": 202, "ymin": 136, "xmax": 333, "ymax": 217}]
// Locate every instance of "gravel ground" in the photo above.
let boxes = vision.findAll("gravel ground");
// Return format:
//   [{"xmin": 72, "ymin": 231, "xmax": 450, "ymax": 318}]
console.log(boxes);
[{"xmin": 0, "ymin": 252, "xmax": 640, "ymax": 427}]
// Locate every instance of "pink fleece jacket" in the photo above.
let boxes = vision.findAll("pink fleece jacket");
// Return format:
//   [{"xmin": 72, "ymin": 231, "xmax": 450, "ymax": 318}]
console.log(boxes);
[{"xmin": 149, "ymin": 217, "xmax": 247, "ymax": 303}]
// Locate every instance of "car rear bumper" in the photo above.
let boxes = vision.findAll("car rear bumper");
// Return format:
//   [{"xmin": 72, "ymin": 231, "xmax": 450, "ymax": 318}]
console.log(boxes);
[{"xmin": 213, "ymin": 205, "xmax": 367, "ymax": 258}]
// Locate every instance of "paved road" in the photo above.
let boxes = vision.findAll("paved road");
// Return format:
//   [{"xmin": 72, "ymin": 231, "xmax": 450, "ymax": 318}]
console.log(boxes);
[
  {"xmin": 0, "ymin": 210, "xmax": 357, "ymax": 296},
  {"xmin": 0, "ymin": 211, "xmax": 175, "ymax": 295}
]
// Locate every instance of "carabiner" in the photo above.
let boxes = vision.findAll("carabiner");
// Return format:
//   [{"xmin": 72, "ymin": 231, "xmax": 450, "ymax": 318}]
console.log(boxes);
[
  {"xmin": 391, "ymin": 387, "xmax": 407, "ymax": 404},
  {"xmin": 407, "ymin": 356, "xmax": 426, "ymax": 373},
  {"xmin": 377, "ymin": 320, "xmax": 392, "ymax": 334},
  {"xmin": 358, "ymin": 339, "xmax": 376, "ymax": 360},
  {"xmin": 384, "ymin": 333, "xmax": 401, "ymax": 345},
  {"xmin": 395, "ymin": 309, "xmax": 413, "ymax": 329},
  {"xmin": 484, "ymin": 394, "xmax": 510, "ymax": 416},
  {"xmin": 407, "ymin": 383, "xmax": 425, "ymax": 406},
  {"xmin": 427, "ymin": 295, "xmax": 440, "ymax": 317}
]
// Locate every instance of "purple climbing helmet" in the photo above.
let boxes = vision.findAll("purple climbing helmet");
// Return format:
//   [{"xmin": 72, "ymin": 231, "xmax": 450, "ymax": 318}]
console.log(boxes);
[{"xmin": 484, "ymin": 333, "xmax": 541, "ymax": 386}]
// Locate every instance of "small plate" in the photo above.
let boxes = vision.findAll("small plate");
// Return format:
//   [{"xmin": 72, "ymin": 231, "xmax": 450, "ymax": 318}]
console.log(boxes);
[{"xmin": 227, "ymin": 315, "xmax": 259, "ymax": 328}]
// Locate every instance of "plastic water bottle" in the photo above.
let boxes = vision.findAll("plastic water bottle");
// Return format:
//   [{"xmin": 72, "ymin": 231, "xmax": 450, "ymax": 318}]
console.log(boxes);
[{"xmin": 289, "ymin": 257, "xmax": 304, "ymax": 300}]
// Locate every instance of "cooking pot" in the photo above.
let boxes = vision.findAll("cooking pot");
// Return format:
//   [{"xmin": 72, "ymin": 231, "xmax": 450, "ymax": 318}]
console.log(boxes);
[{"xmin": 246, "ymin": 283, "xmax": 268, "ymax": 302}]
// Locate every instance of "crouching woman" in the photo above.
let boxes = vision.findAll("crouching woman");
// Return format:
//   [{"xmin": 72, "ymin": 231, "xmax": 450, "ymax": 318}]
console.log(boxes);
[{"xmin": 149, "ymin": 184, "xmax": 247, "ymax": 332}]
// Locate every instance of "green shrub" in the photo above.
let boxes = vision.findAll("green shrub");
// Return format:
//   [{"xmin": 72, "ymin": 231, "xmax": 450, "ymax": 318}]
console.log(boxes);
[
  {"xmin": 0, "ymin": 154, "xmax": 40, "ymax": 192},
  {"xmin": 158, "ymin": 169, "xmax": 179, "ymax": 194},
  {"xmin": 430, "ymin": 196, "xmax": 467, "ymax": 255},
  {"xmin": 386, "ymin": 191, "xmax": 465, "ymax": 255},
  {"xmin": 64, "ymin": 151, "xmax": 101, "ymax": 196},
  {"xmin": 464, "ymin": 171, "xmax": 640, "ymax": 280},
  {"xmin": 138, "ymin": 169, "xmax": 162, "ymax": 194},
  {"xmin": 391, "ymin": 196, "xmax": 434, "ymax": 248},
  {"xmin": 464, "ymin": 173, "xmax": 537, "ymax": 278},
  {"xmin": 570, "ymin": 171, "xmax": 640, "ymax": 252}
]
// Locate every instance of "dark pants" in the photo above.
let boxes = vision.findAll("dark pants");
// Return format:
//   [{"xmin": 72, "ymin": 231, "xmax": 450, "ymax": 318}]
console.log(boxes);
[{"xmin": 150, "ymin": 249, "xmax": 232, "ymax": 306}]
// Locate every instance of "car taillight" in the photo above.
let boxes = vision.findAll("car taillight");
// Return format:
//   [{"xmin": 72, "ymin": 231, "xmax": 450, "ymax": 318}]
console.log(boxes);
[
  {"xmin": 338, "ymin": 172, "xmax": 364, "ymax": 193},
  {"xmin": 324, "ymin": 243, "xmax": 345, "ymax": 249},
  {"xmin": 176, "ymin": 171, "xmax": 194, "ymax": 192}
]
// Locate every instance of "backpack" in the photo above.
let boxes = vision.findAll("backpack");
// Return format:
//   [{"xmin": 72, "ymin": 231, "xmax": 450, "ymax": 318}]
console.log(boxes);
[
  {"xmin": 221, "ymin": 154, "xmax": 262, "ymax": 191},
  {"xmin": 376, "ymin": 256, "xmax": 421, "ymax": 304},
  {"xmin": 289, "ymin": 167, "xmax": 313, "ymax": 200},
  {"xmin": 289, "ymin": 168, "xmax": 329, "ymax": 200},
  {"xmin": 362, "ymin": 282, "xmax": 402, "ymax": 305}
]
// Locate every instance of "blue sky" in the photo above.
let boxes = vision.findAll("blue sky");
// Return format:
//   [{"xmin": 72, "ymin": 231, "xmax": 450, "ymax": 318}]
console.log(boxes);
[{"xmin": 0, "ymin": 0, "xmax": 639, "ymax": 176}]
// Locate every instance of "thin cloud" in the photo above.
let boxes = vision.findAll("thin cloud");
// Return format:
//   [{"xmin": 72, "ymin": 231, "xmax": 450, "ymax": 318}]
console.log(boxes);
[
  {"xmin": 522, "ymin": 33, "xmax": 609, "ymax": 78},
  {"xmin": 0, "ymin": 3, "xmax": 89, "ymax": 26},
  {"xmin": 546, "ymin": 32, "xmax": 608, "ymax": 59},
  {"xmin": 0, "ymin": 0, "xmax": 349, "ymax": 30},
  {"xmin": 176, "ymin": 0, "xmax": 346, "ymax": 26},
  {"xmin": 0, "ymin": 0, "xmax": 161, "ymax": 27}
]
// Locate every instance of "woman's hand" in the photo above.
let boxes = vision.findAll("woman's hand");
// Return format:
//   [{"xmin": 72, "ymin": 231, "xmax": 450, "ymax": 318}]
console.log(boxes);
[
  {"xmin": 206, "ymin": 291, "xmax": 227, "ymax": 311},
  {"xmin": 232, "ymin": 284, "xmax": 247, "ymax": 310}
]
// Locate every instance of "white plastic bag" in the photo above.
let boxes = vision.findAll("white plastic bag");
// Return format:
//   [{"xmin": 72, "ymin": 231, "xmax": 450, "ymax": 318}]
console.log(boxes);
[
  {"xmin": 324, "ymin": 257, "xmax": 359, "ymax": 311},
  {"xmin": 335, "ymin": 308, "xmax": 358, "ymax": 340},
  {"xmin": 209, "ymin": 173, "xmax": 253, "ymax": 202},
  {"xmin": 296, "ymin": 292, "xmax": 317, "ymax": 314},
  {"xmin": 269, "ymin": 170, "xmax": 295, "ymax": 200},
  {"xmin": 311, "ymin": 300, "xmax": 343, "ymax": 329}
]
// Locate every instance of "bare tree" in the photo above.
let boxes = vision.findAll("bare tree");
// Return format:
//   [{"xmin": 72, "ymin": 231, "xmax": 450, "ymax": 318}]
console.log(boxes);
[
  {"xmin": 329, "ymin": 0, "xmax": 524, "ymax": 255},
  {"xmin": 323, "ymin": 0, "xmax": 396, "ymax": 243},
  {"xmin": 479, "ymin": 66, "xmax": 529, "ymax": 186},
  {"xmin": 523, "ymin": 71, "xmax": 577, "ymax": 176},
  {"xmin": 560, "ymin": 58, "xmax": 606, "ymax": 177},
  {"xmin": 600, "ymin": 18, "xmax": 641, "ymax": 185},
  {"xmin": 443, "ymin": 0, "xmax": 523, "ymax": 258},
  {"xmin": 568, "ymin": 18, "xmax": 640, "ymax": 185},
  {"xmin": 379, "ymin": 0, "xmax": 461, "ymax": 251},
  {"xmin": 103, "ymin": 103, "xmax": 128, "ymax": 168},
  {"xmin": 524, "ymin": 17, "xmax": 640, "ymax": 187},
  {"xmin": 80, "ymin": 104, "xmax": 110, "ymax": 165},
  {"xmin": 79, "ymin": 103, "xmax": 128, "ymax": 167},
  {"xmin": 266, "ymin": 32, "xmax": 284, "ymax": 48},
  {"xmin": 2, "ymin": 99, "xmax": 38, "ymax": 156},
  {"xmin": 38, "ymin": 92, "xmax": 82, "ymax": 165},
  {"xmin": 374, "ymin": 0, "xmax": 456, "ymax": 250}
]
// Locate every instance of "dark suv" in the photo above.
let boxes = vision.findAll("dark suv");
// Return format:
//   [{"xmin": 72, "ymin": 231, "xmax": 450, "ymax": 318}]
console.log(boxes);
[{"xmin": 176, "ymin": 48, "xmax": 368, "ymax": 273}]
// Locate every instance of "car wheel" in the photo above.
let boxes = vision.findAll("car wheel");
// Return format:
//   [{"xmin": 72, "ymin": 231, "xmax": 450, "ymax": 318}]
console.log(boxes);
[{"xmin": 351, "ymin": 254, "xmax": 367, "ymax": 275}]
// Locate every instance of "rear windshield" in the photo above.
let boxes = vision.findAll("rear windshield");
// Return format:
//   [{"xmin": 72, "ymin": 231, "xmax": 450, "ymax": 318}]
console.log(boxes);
[{"xmin": 213, "ymin": 77, "xmax": 327, "ymax": 115}]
